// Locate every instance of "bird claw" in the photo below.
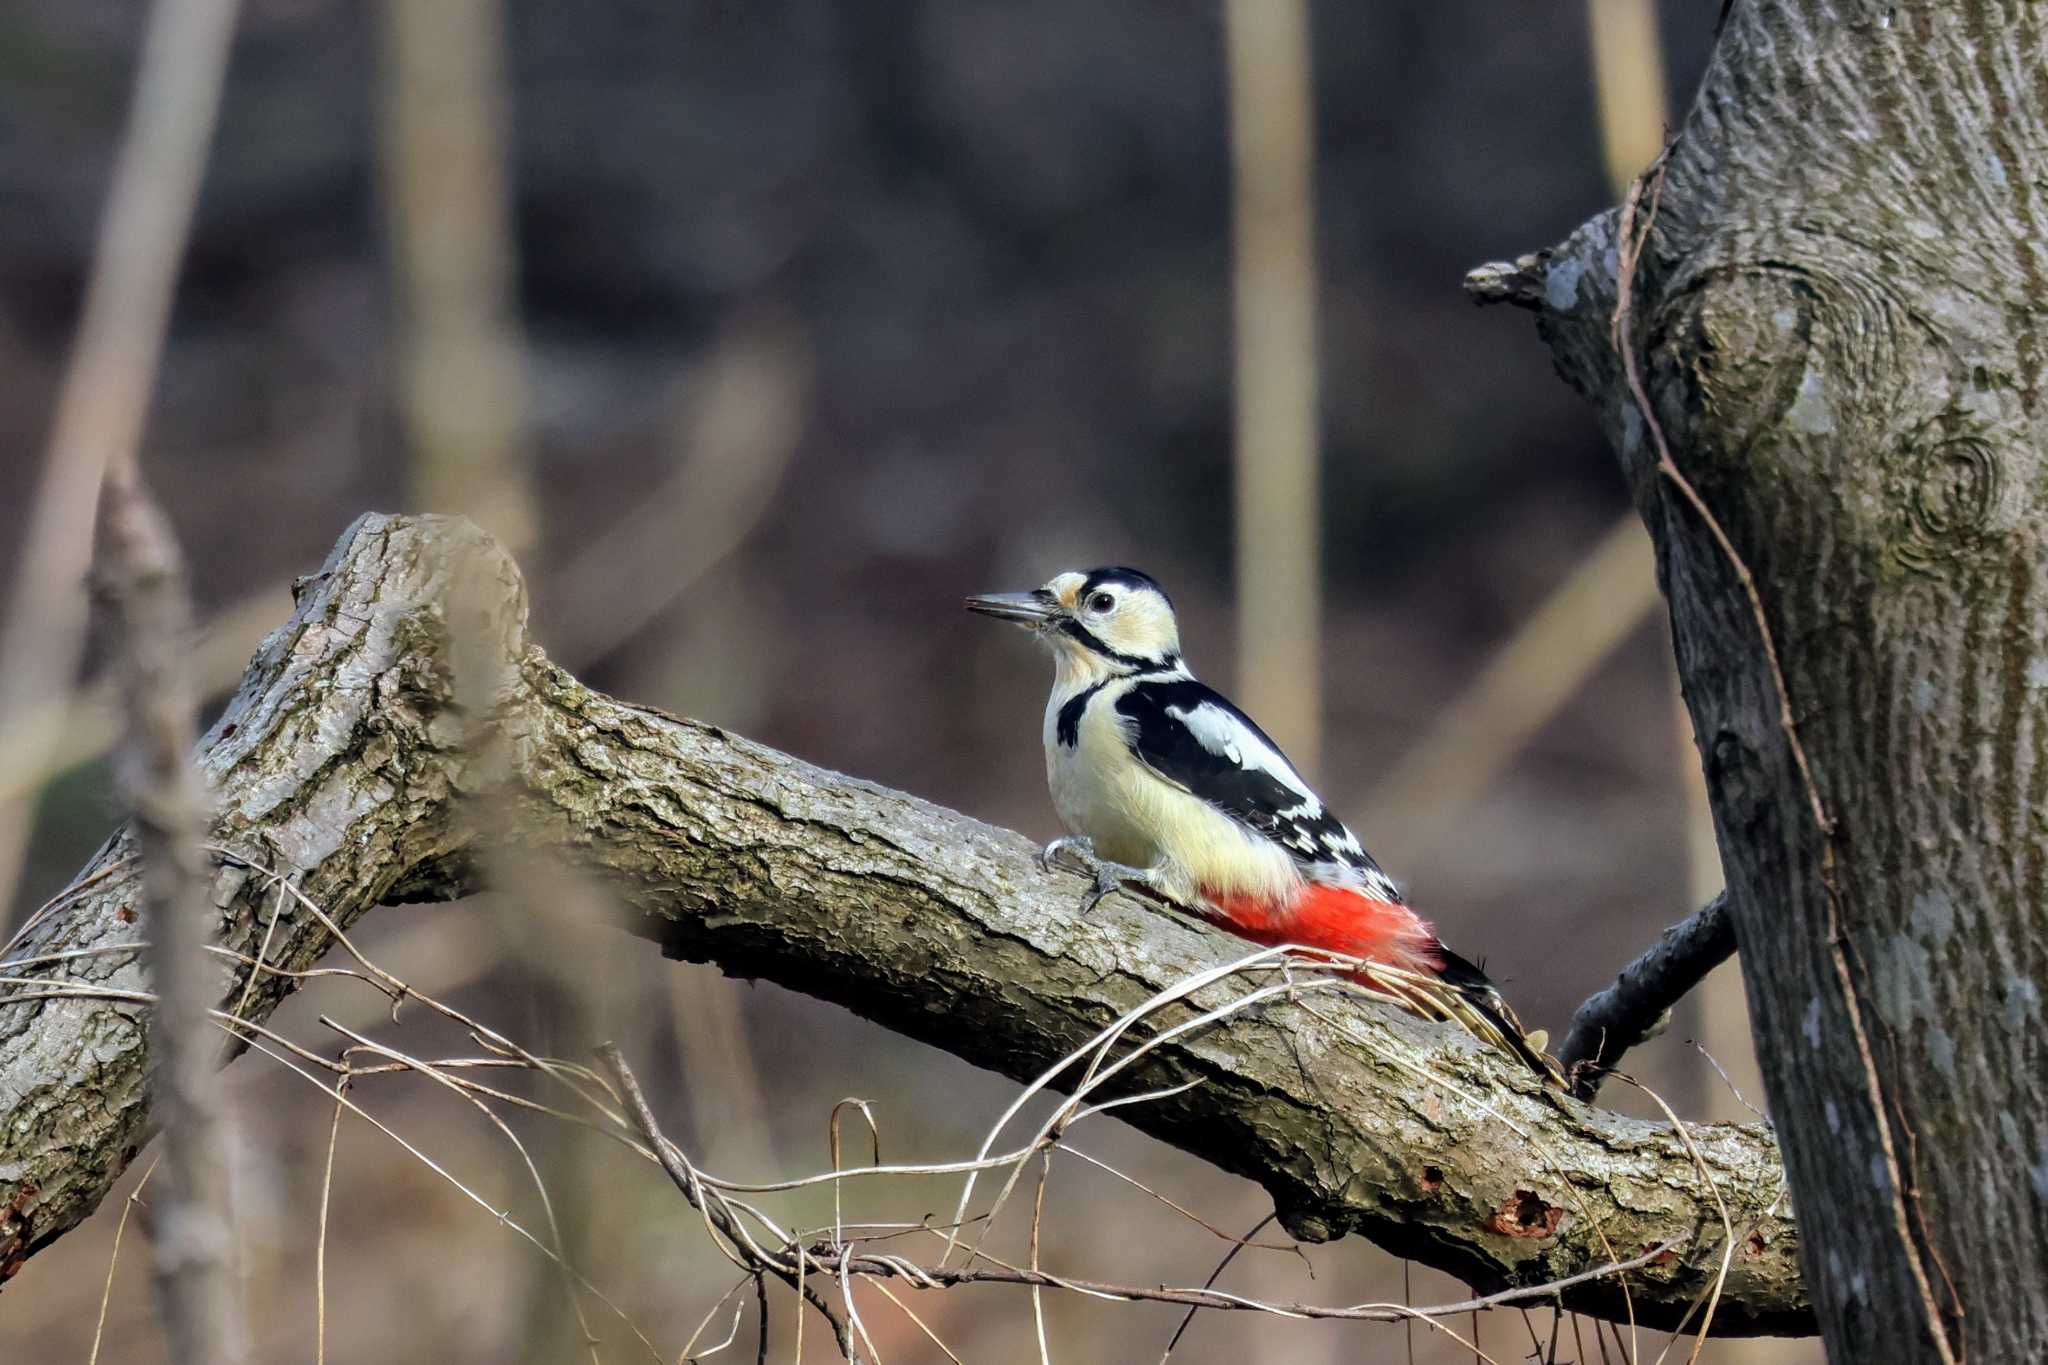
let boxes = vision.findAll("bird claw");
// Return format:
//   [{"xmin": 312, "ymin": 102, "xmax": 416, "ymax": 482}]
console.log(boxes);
[
  {"xmin": 1039, "ymin": 836, "xmax": 1150, "ymax": 915},
  {"xmin": 1038, "ymin": 835, "xmax": 1093, "ymax": 875},
  {"xmin": 1077, "ymin": 869, "xmax": 1128, "ymax": 916}
]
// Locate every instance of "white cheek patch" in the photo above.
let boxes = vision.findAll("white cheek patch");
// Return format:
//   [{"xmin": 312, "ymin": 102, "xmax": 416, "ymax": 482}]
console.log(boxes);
[{"xmin": 1118, "ymin": 595, "xmax": 1179, "ymax": 660}]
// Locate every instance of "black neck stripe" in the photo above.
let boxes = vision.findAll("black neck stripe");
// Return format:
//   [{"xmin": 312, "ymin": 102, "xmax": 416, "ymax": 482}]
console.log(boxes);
[
  {"xmin": 1058, "ymin": 617, "xmax": 1167, "ymax": 671},
  {"xmin": 1055, "ymin": 680, "xmax": 1106, "ymax": 746}
]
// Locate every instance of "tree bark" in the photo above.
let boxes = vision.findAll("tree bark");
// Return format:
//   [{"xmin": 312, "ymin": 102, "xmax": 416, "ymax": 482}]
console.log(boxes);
[
  {"xmin": 1471, "ymin": 3, "xmax": 2048, "ymax": 1359},
  {"xmin": 0, "ymin": 513, "xmax": 1808, "ymax": 1333}
]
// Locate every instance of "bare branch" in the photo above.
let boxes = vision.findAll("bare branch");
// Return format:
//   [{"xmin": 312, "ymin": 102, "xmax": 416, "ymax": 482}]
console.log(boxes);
[
  {"xmin": 94, "ymin": 468, "xmax": 246, "ymax": 1360},
  {"xmin": 1462, "ymin": 253, "xmax": 1551, "ymax": 311},
  {"xmin": 1558, "ymin": 893, "xmax": 1735, "ymax": 1100},
  {"xmin": 0, "ymin": 514, "xmax": 1811, "ymax": 1333}
]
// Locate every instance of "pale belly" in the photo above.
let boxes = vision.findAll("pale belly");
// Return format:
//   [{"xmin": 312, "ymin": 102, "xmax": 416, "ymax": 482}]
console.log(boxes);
[
  {"xmin": 1042, "ymin": 691, "xmax": 1298, "ymax": 904},
  {"xmin": 1046, "ymin": 735, "xmax": 1162, "ymax": 869}
]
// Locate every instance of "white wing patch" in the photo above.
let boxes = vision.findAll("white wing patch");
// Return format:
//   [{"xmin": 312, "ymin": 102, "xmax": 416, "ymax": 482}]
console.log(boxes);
[
  {"xmin": 1163, "ymin": 699, "xmax": 1401, "ymax": 898},
  {"xmin": 1167, "ymin": 701, "xmax": 1322, "ymax": 811},
  {"xmin": 1112, "ymin": 678, "xmax": 1406, "ymax": 904}
]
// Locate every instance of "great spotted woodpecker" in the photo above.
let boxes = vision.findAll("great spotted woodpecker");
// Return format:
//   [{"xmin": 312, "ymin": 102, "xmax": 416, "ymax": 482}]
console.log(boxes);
[{"xmin": 968, "ymin": 566, "xmax": 1551, "ymax": 1076}]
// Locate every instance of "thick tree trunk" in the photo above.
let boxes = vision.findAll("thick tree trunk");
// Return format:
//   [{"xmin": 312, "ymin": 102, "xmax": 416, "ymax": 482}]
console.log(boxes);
[
  {"xmin": 1472, "ymin": 3, "xmax": 2048, "ymax": 1359},
  {"xmin": 0, "ymin": 513, "xmax": 1808, "ymax": 1333}
]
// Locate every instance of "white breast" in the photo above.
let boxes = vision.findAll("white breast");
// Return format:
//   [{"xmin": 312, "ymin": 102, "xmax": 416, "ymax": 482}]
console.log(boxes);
[
  {"xmin": 1042, "ymin": 680, "xmax": 1299, "ymax": 905},
  {"xmin": 1043, "ymin": 683, "xmax": 1152, "ymax": 867}
]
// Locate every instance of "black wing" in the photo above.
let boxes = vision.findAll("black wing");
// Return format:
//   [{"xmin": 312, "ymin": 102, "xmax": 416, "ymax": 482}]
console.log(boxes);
[{"xmin": 1113, "ymin": 679, "xmax": 1401, "ymax": 899}]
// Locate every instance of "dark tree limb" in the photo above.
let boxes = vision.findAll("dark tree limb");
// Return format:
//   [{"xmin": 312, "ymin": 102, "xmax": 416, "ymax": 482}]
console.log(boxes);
[
  {"xmin": 1558, "ymin": 893, "xmax": 1736, "ymax": 1101},
  {"xmin": 0, "ymin": 514, "xmax": 1810, "ymax": 1333}
]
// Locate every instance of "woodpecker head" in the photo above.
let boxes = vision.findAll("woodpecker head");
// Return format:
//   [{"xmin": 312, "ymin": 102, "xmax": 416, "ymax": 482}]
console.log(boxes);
[{"xmin": 967, "ymin": 567, "xmax": 1183, "ymax": 678}]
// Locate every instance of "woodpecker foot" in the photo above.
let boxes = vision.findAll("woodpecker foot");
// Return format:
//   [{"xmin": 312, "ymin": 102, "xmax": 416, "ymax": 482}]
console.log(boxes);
[
  {"xmin": 1039, "ymin": 836, "xmax": 1154, "ymax": 915},
  {"xmin": 1038, "ymin": 835, "xmax": 1093, "ymax": 875}
]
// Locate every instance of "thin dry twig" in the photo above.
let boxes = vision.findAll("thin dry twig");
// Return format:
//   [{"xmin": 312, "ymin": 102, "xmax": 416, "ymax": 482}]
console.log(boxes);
[
  {"xmin": 830, "ymin": 1098, "xmax": 880, "ymax": 1254},
  {"xmin": 240, "ymin": 1035, "xmax": 667, "ymax": 1363},
  {"xmin": 800, "ymin": 1234, "xmax": 1685, "ymax": 1328},
  {"xmin": 674, "ymin": 1271, "xmax": 755, "ymax": 1362},
  {"xmin": 1028, "ymin": 1151, "xmax": 1053, "ymax": 1365},
  {"xmin": 10, "ymin": 886, "xmax": 1715, "ymax": 1364},
  {"xmin": 837, "ymin": 1249, "xmax": 882, "ymax": 1365},
  {"xmin": 314, "ymin": 1079, "xmax": 345, "ymax": 1365},
  {"xmin": 1054, "ymin": 1146, "xmax": 1302, "ymax": 1256},
  {"xmin": 2, "ymin": 857, "xmax": 138, "ymax": 962},
  {"xmin": 1157, "ymin": 1210, "xmax": 1278, "ymax": 1362},
  {"xmin": 943, "ymin": 945, "xmax": 1353, "ymax": 1268},
  {"xmin": 29, "ymin": 949, "xmax": 666, "ymax": 1362},
  {"xmin": 1687, "ymin": 1040, "xmax": 1765, "ymax": 1121},
  {"xmin": 595, "ymin": 1042, "xmax": 858, "ymax": 1362},
  {"xmin": 1604, "ymin": 1074, "xmax": 1730, "ymax": 1365},
  {"xmin": 863, "ymin": 1279, "xmax": 966, "ymax": 1365},
  {"xmin": 87, "ymin": 1156, "xmax": 160, "ymax": 1365},
  {"xmin": 326, "ymin": 1026, "xmax": 604, "ymax": 1362},
  {"xmin": 13, "ymin": 0, "xmax": 251, "ymax": 1353}
]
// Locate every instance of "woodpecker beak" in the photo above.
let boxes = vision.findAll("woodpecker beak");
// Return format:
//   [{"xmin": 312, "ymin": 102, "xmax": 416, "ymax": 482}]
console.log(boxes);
[{"xmin": 964, "ymin": 589, "xmax": 1061, "ymax": 627}]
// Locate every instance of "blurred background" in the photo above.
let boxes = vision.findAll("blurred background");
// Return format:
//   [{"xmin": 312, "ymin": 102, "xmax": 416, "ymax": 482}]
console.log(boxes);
[{"xmin": 0, "ymin": 1, "xmax": 1820, "ymax": 1361}]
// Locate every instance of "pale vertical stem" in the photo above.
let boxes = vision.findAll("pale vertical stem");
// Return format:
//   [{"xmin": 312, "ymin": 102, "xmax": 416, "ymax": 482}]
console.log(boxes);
[
  {"xmin": 98, "ymin": 469, "xmax": 248, "ymax": 1365},
  {"xmin": 376, "ymin": 0, "xmax": 535, "ymax": 554},
  {"xmin": 0, "ymin": 0, "xmax": 241, "ymax": 918},
  {"xmin": 1585, "ymin": 0, "xmax": 1671, "ymax": 190},
  {"xmin": 1225, "ymin": 0, "xmax": 1321, "ymax": 772},
  {"xmin": 68, "ymin": 9, "xmax": 251, "ymax": 1357},
  {"xmin": 0, "ymin": 0, "xmax": 245, "ymax": 1345},
  {"xmin": 1357, "ymin": 518, "xmax": 1659, "ymax": 857},
  {"xmin": 439, "ymin": 546, "xmax": 604, "ymax": 1365}
]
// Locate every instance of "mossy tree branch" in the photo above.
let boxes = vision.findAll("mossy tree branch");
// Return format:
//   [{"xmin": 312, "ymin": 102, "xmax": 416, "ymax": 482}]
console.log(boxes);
[{"xmin": 0, "ymin": 514, "xmax": 1808, "ymax": 1333}]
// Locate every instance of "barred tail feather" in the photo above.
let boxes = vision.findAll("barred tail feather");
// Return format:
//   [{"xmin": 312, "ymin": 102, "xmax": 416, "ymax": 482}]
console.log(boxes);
[{"xmin": 1431, "ymin": 945, "xmax": 1560, "ymax": 1082}]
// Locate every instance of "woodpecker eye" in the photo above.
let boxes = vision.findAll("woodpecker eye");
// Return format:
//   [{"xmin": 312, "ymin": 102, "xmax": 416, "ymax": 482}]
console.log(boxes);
[{"xmin": 1087, "ymin": 591, "xmax": 1117, "ymax": 614}]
